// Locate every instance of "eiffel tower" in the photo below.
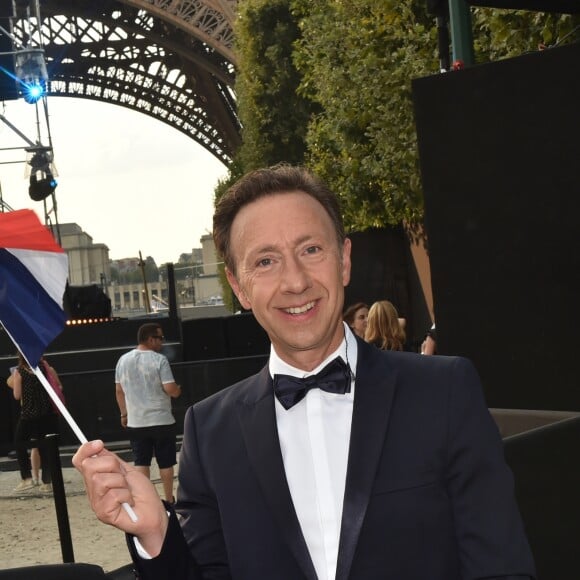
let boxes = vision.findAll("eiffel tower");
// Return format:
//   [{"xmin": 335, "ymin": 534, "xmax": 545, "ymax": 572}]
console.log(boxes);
[{"xmin": 7, "ymin": 0, "xmax": 240, "ymax": 165}]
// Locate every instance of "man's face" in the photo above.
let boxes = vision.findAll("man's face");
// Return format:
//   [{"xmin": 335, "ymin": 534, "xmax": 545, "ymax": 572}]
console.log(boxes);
[
  {"xmin": 148, "ymin": 331, "xmax": 164, "ymax": 352},
  {"xmin": 351, "ymin": 307, "xmax": 369, "ymax": 339},
  {"xmin": 226, "ymin": 191, "xmax": 351, "ymax": 369}
]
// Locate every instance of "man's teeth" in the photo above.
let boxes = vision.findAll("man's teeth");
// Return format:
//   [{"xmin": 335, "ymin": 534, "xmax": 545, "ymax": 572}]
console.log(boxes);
[{"xmin": 285, "ymin": 302, "xmax": 315, "ymax": 315}]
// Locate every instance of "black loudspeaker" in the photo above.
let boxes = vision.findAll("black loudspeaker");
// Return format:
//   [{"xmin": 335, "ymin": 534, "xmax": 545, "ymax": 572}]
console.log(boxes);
[
  {"xmin": 412, "ymin": 41, "xmax": 580, "ymax": 411},
  {"xmin": 467, "ymin": 0, "xmax": 580, "ymax": 13},
  {"xmin": 63, "ymin": 284, "xmax": 112, "ymax": 319}
]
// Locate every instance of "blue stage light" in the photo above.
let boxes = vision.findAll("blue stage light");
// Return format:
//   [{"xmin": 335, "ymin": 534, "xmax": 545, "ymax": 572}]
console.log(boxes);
[
  {"xmin": 22, "ymin": 78, "xmax": 46, "ymax": 103},
  {"xmin": 14, "ymin": 48, "xmax": 48, "ymax": 104}
]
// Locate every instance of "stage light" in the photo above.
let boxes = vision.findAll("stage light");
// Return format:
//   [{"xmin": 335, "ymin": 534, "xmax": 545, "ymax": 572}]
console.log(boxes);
[
  {"xmin": 22, "ymin": 78, "xmax": 46, "ymax": 103},
  {"xmin": 29, "ymin": 171, "xmax": 57, "ymax": 201},
  {"xmin": 27, "ymin": 147, "xmax": 57, "ymax": 201},
  {"xmin": 14, "ymin": 48, "xmax": 48, "ymax": 104}
]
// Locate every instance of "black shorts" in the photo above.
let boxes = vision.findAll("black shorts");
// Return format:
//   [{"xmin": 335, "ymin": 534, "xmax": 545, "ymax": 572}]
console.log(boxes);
[{"xmin": 127, "ymin": 424, "xmax": 177, "ymax": 469}]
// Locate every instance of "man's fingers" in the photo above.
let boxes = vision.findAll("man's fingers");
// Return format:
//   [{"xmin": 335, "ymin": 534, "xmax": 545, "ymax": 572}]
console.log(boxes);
[{"xmin": 72, "ymin": 439, "xmax": 106, "ymax": 467}]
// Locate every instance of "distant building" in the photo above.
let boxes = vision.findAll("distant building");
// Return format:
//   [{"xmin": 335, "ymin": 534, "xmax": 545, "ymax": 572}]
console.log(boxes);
[
  {"xmin": 201, "ymin": 233, "xmax": 218, "ymax": 275},
  {"xmin": 107, "ymin": 234, "xmax": 223, "ymax": 316},
  {"xmin": 114, "ymin": 257, "xmax": 141, "ymax": 273},
  {"xmin": 51, "ymin": 223, "xmax": 110, "ymax": 286},
  {"xmin": 47, "ymin": 223, "xmax": 224, "ymax": 316}
]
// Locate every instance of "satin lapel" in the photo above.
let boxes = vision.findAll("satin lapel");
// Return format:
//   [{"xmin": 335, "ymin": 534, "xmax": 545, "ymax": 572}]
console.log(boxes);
[
  {"xmin": 236, "ymin": 367, "xmax": 318, "ymax": 580},
  {"xmin": 336, "ymin": 342, "xmax": 397, "ymax": 580}
]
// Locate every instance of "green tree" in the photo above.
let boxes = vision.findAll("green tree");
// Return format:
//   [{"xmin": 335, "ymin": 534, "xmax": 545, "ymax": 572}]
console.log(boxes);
[
  {"xmin": 293, "ymin": 0, "xmax": 436, "ymax": 233},
  {"xmin": 215, "ymin": 1, "xmax": 578, "ymax": 304},
  {"xmin": 292, "ymin": 1, "xmax": 578, "ymax": 232},
  {"xmin": 109, "ymin": 264, "xmax": 119, "ymax": 284},
  {"xmin": 472, "ymin": 8, "xmax": 580, "ymax": 60},
  {"xmin": 233, "ymin": 0, "xmax": 315, "ymax": 170}
]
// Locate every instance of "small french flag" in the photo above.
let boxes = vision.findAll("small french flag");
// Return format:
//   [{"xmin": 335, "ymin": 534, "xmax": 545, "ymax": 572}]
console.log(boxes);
[{"xmin": 0, "ymin": 208, "xmax": 68, "ymax": 367}]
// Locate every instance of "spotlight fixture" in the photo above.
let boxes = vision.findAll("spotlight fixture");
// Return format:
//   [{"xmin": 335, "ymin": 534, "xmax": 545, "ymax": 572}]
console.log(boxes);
[
  {"xmin": 14, "ymin": 48, "xmax": 48, "ymax": 104},
  {"xmin": 26, "ymin": 146, "xmax": 57, "ymax": 201}
]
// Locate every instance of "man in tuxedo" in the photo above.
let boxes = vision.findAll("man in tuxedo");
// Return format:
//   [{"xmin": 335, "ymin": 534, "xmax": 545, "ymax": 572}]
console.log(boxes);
[{"xmin": 73, "ymin": 165, "xmax": 535, "ymax": 579}]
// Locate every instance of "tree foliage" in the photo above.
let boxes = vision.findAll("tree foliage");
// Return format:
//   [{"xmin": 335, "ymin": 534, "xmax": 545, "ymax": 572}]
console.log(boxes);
[
  {"xmin": 292, "ymin": 0, "xmax": 436, "ymax": 232},
  {"xmin": 214, "ymin": 1, "xmax": 578, "ymax": 305},
  {"xmin": 233, "ymin": 0, "xmax": 315, "ymax": 170},
  {"xmin": 472, "ymin": 8, "xmax": 579, "ymax": 59}
]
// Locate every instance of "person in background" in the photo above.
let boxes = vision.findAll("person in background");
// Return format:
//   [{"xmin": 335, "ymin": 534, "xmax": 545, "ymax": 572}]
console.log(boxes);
[
  {"xmin": 6, "ymin": 370, "xmax": 41, "ymax": 486},
  {"xmin": 364, "ymin": 299, "xmax": 407, "ymax": 351},
  {"xmin": 342, "ymin": 301, "xmax": 368, "ymax": 339},
  {"xmin": 30, "ymin": 447, "xmax": 41, "ymax": 486},
  {"xmin": 115, "ymin": 323, "xmax": 181, "ymax": 503},
  {"xmin": 10, "ymin": 352, "xmax": 61, "ymax": 493},
  {"xmin": 74, "ymin": 164, "xmax": 535, "ymax": 580},
  {"xmin": 421, "ymin": 323, "xmax": 437, "ymax": 355}
]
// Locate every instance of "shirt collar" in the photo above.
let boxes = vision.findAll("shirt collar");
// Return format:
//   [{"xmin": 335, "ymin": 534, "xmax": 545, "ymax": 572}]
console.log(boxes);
[{"xmin": 269, "ymin": 322, "xmax": 358, "ymax": 379}]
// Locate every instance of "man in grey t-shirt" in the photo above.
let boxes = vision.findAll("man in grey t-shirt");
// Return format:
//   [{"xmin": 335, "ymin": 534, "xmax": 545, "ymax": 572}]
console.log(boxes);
[{"xmin": 115, "ymin": 322, "xmax": 181, "ymax": 502}]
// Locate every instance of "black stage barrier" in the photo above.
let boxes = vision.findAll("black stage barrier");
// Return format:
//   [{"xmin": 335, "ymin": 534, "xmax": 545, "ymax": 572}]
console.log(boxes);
[
  {"xmin": 412, "ymin": 41, "xmax": 580, "ymax": 411},
  {"xmin": 504, "ymin": 415, "xmax": 580, "ymax": 578},
  {"xmin": 224, "ymin": 312, "xmax": 269, "ymax": 358},
  {"xmin": 0, "ymin": 564, "xmax": 134, "ymax": 579},
  {"xmin": 0, "ymin": 564, "xmax": 108, "ymax": 579},
  {"xmin": 182, "ymin": 312, "xmax": 269, "ymax": 361},
  {"xmin": 182, "ymin": 316, "xmax": 228, "ymax": 360},
  {"xmin": 0, "ymin": 355, "xmax": 268, "ymax": 452}
]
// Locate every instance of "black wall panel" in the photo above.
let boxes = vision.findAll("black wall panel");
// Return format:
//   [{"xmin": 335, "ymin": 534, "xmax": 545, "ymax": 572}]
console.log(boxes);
[
  {"xmin": 412, "ymin": 41, "xmax": 580, "ymax": 410},
  {"xmin": 181, "ymin": 316, "xmax": 228, "ymax": 360},
  {"xmin": 345, "ymin": 227, "xmax": 431, "ymax": 348},
  {"xmin": 224, "ymin": 312, "xmax": 269, "ymax": 358}
]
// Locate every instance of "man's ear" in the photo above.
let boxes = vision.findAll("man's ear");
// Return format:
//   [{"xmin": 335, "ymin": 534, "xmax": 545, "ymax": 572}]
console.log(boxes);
[
  {"xmin": 341, "ymin": 238, "xmax": 352, "ymax": 288},
  {"xmin": 225, "ymin": 267, "xmax": 252, "ymax": 310}
]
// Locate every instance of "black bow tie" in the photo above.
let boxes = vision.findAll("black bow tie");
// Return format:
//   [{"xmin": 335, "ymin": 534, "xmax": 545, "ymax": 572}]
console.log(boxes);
[{"xmin": 273, "ymin": 357, "xmax": 352, "ymax": 410}]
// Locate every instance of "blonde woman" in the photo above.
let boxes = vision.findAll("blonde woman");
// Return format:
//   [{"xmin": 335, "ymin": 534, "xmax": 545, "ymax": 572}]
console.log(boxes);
[{"xmin": 365, "ymin": 300, "xmax": 406, "ymax": 351}]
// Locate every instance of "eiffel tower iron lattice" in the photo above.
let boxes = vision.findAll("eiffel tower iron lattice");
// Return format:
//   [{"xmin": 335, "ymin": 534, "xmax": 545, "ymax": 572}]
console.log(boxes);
[{"xmin": 8, "ymin": 0, "xmax": 240, "ymax": 164}]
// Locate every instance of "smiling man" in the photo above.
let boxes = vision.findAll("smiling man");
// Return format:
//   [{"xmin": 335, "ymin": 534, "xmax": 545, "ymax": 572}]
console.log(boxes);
[{"xmin": 74, "ymin": 165, "xmax": 535, "ymax": 580}]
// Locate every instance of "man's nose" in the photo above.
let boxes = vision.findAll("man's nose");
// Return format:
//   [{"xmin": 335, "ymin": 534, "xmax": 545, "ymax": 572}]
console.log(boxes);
[{"xmin": 280, "ymin": 256, "xmax": 311, "ymax": 293}]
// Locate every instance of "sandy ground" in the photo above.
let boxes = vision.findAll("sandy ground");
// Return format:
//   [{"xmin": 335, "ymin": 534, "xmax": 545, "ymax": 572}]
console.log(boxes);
[{"xmin": 0, "ymin": 464, "xmax": 171, "ymax": 573}]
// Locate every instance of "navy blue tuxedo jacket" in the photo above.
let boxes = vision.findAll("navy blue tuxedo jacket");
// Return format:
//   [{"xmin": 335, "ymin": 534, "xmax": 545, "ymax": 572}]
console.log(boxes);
[{"xmin": 129, "ymin": 339, "xmax": 535, "ymax": 579}]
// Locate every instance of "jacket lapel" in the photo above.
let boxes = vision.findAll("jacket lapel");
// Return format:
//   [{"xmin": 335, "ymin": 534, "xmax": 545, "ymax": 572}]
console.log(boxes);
[
  {"xmin": 336, "ymin": 341, "xmax": 397, "ymax": 580},
  {"xmin": 236, "ymin": 367, "xmax": 318, "ymax": 580}
]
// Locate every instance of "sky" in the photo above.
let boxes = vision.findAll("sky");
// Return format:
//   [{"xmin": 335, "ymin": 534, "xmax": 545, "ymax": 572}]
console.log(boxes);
[{"xmin": 0, "ymin": 96, "xmax": 229, "ymax": 265}]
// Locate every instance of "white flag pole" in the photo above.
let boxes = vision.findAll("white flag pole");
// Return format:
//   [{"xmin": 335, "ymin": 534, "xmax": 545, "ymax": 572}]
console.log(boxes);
[
  {"xmin": 32, "ymin": 365, "xmax": 138, "ymax": 523},
  {"xmin": 33, "ymin": 366, "xmax": 86, "ymax": 443}
]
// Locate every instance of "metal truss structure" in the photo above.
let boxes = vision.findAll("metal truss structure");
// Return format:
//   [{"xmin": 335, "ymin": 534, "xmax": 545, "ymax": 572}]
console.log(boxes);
[{"xmin": 10, "ymin": 0, "xmax": 240, "ymax": 164}]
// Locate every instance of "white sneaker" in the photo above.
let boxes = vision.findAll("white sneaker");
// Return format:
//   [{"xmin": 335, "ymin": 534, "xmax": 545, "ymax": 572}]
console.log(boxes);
[{"xmin": 13, "ymin": 478, "xmax": 35, "ymax": 492}]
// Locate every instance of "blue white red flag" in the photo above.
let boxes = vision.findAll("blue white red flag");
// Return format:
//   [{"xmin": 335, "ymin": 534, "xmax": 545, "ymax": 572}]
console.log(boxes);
[{"xmin": 0, "ymin": 208, "xmax": 68, "ymax": 368}]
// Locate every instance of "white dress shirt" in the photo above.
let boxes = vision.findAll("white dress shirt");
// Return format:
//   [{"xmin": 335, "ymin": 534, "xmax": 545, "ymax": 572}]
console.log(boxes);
[
  {"xmin": 136, "ymin": 324, "xmax": 358, "ymax": 575},
  {"xmin": 270, "ymin": 323, "xmax": 357, "ymax": 580}
]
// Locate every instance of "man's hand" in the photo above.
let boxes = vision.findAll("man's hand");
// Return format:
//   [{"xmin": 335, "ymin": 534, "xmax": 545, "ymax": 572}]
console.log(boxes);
[{"xmin": 72, "ymin": 440, "xmax": 170, "ymax": 557}]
